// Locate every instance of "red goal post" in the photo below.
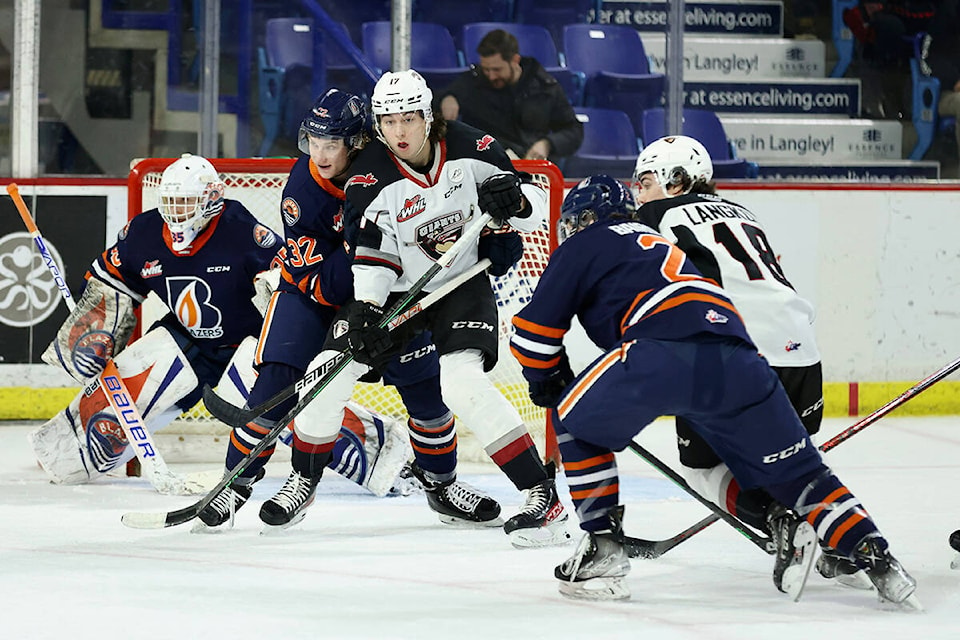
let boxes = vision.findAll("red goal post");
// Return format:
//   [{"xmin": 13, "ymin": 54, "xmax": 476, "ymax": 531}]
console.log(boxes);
[{"xmin": 127, "ymin": 157, "xmax": 564, "ymax": 463}]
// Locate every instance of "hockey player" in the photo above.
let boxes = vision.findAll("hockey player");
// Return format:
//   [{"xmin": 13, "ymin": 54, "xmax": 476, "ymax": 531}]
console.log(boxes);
[
  {"xmin": 199, "ymin": 88, "xmax": 516, "ymax": 532},
  {"xmin": 261, "ymin": 69, "xmax": 570, "ymax": 548},
  {"xmin": 30, "ymin": 154, "xmax": 409, "ymax": 501},
  {"xmin": 511, "ymin": 175, "xmax": 917, "ymax": 605},
  {"xmin": 632, "ymin": 135, "xmax": 864, "ymax": 588}
]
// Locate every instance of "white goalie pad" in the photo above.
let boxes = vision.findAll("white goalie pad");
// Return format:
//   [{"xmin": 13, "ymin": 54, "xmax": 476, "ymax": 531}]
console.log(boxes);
[
  {"xmin": 41, "ymin": 278, "xmax": 137, "ymax": 382},
  {"xmin": 329, "ymin": 402, "xmax": 412, "ymax": 497},
  {"xmin": 29, "ymin": 327, "xmax": 198, "ymax": 484},
  {"xmin": 213, "ymin": 335, "xmax": 259, "ymax": 407}
]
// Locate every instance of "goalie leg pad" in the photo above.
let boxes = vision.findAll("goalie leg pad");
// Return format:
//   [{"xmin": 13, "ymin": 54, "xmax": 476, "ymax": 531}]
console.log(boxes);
[
  {"xmin": 42, "ymin": 278, "xmax": 136, "ymax": 381},
  {"xmin": 329, "ymin": 402, "xmax": 412, "ymax": 497},
  {"xmin": 212, "ymin": 336, "xmax": 259, "ymax": 408},
  {"xmin": 31, "ymin": 327, "xmax": 198, "ymax": 483}
]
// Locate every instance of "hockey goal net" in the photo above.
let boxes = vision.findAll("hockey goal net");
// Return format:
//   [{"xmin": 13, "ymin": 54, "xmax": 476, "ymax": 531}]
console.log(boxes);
[{"xmin": 128, "ymin": 157, "xmax": 563, "ymax": 463}]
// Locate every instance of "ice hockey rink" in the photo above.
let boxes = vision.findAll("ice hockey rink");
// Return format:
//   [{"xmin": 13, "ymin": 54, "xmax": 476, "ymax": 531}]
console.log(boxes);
[{"xmin": 2, "ymin": 415, "xmax": 958, "ymax": 640}]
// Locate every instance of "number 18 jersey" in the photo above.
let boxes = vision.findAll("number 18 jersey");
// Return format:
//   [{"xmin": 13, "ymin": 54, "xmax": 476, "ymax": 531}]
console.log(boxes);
[{"xmin": 636, "ymin": 192, "xmax": 819, "ymax": 367}]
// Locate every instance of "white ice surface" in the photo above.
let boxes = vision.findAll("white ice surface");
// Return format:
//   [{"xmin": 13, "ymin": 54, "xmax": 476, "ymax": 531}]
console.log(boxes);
[{"xmin": 2, "ymin": 416, "xmax": 958, "ymax": 640}]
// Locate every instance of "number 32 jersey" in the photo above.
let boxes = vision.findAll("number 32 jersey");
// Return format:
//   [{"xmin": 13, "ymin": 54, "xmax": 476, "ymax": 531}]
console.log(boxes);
[{"xmin": 636, "ymin": 192, "xmax": 819, "ymax": 367}]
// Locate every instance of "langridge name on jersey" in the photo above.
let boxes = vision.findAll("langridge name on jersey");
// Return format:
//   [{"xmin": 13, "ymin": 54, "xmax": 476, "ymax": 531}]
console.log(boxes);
[{"xmin": 681, "ymin": 201, "xmax": 758, "ymax": 226}]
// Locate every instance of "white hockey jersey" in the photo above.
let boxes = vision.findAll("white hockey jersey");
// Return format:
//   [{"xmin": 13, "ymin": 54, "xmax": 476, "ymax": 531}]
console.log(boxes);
[
  {"xmin": 636, "ymin": 192, "xmax": 820, "ymax": 367},
  {"xmin": 344, "ymin": 121, "xmax": 546, "ymax": 305}
]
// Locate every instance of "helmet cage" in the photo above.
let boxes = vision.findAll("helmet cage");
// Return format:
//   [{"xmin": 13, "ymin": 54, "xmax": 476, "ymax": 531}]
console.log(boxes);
[
  {"xmin": 157, "ymin": 155, "xmax": 225, "ymax": 249},
  {"xmin": 558, "ymin": 175, "xmax": 636, "ymax": 243}
]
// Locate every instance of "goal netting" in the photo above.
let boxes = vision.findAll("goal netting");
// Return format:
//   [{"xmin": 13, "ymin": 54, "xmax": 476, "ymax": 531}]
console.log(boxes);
[{"xmin": 128, "ymin": 157, "xmax": 563, "ymax": 464}]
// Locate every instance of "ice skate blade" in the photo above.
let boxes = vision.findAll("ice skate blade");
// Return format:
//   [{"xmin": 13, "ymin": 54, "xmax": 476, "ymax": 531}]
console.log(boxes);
[
  {"xmin": 437, "ymin": 513, "xmax": 504, "ymax": 528},
  {"xmin": 951, "ymin": 553, "xmax": 960, "ymax": 570},
  {"xmin": 508, "ymin": 518, "xmax": 573, "ymax": 549},
  {"xmin": 260, "ymin": 510, "xmax": 308, "ymax": 535},
  {"xmin": 877, "ymin": 592, "xmax": 924, "ymax": 612},
  {"xmin": 835, "ymin": 571, "xmax": 874, "ymax": 590},
  {"xmin": 781, "ymin": 522, "xmax": 817, "ymax": 602},
  {"xmin": 558, "ymin": 576, "xmax": 630, "ymax": 601}
]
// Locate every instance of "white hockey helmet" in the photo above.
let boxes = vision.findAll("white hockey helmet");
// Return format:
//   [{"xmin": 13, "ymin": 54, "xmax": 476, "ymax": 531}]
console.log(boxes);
[
  {"xmin": 633, "ymin": 135, "xmax": 713, "ymax": 196},
  {"xmin": 370, "ymin": 69, "xmax": 434, "ymax": 141},
  {"xmin": 158, "ymin": 153, "xmax": 225, "ymax": 251}
]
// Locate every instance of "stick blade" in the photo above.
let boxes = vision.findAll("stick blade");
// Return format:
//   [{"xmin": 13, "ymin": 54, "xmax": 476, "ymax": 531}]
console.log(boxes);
[
  {"xmin": 202, "ymin": 384, "xmax": 249, "ymax": 427},
  {"xmin": 121, "ymin": 504, "xmax": 202, "ymax": 529}
]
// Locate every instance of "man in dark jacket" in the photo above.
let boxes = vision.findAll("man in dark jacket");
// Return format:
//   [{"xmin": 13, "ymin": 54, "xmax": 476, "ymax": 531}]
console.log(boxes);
[
  {"xmin": 925, "ymin": 0, "xmax": 960, "ymax": 157},
  {"xmin": 437, "ymin": 29, "xmax": 583, "ymax": 163}
]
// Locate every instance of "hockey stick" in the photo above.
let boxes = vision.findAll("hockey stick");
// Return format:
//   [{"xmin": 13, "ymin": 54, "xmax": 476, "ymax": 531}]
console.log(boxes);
[
  {"xmin": 122, "ymin": 217, "xmax": 493, "ymax": 529},
  {"xmin": 203, "ymin": 212, "xmax": 494, "ymax": 429},
  {"xmin": 6, "ymin": 183, "xmax": 75, "ymax": 310},
  {"xmin": 819, "ymin": 354, "xmax": 960, "ymax": 452},
  {"xmin": 628, "ymin": 355, "xmax": 960, "ymax": 556},
  {"xmin": 627, "ymin": 441, "xmax": 776, "ymax": 554},
  {"xmin": 8, "ymin": 183, "xmax": 206, "ymax": 496},
  {"xmin": 623, "ymin": 513, "xmax": 723, "ymax": 559}
]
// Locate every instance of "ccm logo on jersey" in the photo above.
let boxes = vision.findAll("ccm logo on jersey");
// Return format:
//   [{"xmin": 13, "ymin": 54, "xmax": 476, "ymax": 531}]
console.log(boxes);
[
  {"xmin": 762, "ymin": 438, "xmax": 806, "ymax": 464},
  {"xmin": 207, "ymin": 265, "xmax": 231, "ymax": 273},
  {"xmin": 476, "ymin": 135, "xmax": 496, "ymax": 151},
  {"xmin": 347, "ymin": 173, "xmax": 378, "ymax": 188},
  {"xmin": 398, "ymin": 194, "xmax": 427, "ymax": 222},
  {"xmin": 451, "ymin": 320, "xmax": 494, "ymax": 332}
]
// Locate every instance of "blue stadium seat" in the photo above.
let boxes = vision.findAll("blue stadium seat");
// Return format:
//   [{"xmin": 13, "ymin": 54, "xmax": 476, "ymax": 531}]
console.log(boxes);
[
  {"xmin": 641, "ymin": 108, "xmax": 758, "ymax": 179},
  {"xmin": 258, "ymin": 17, "xmax": 316, "ymax": 156},
  {"xmin": 563, "ymin": 24, "xmax": 666, "ymax": 132},
  {"xmin": 564, "ymin": 107, "xmax": 640, "ymax": 180},
  {"xmin": 361, "ymin": 21, "xmax": 468, "ymax": 93},
  {"xmin": 416, "ymin": 0, "xmax": 513, "ymax": 50},
  {"xmin": 462, "ymin": 22, "xmax": 585, "ymax": 105},
  {"xmin": 514, "ymin": 0, "xmax": 599, "ymax": 47},
  {"xmin": 323, "ymin": 0, "xmax": 392, "ymax": 43}
]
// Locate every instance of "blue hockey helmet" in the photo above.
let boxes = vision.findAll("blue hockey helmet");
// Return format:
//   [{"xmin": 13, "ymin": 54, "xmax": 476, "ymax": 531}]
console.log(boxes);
[
  {"xmin": 298, "ymin": 88, "xmax": 368, "ymax": 154},
  {"xmin": 558, "ymin": 174, "xmax": 636, "ymax": 242}
]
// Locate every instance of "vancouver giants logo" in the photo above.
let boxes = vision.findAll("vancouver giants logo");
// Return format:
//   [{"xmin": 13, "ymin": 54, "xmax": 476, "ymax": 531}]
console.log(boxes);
[
  {"xmin": 397, "ymin": 194, "xmax": 427, "ymax": 222},
  {"xmin": 476, "ymin": 135, "xmax": 495, "ymax": 151},
  {"xmin": 346, "ymin": 173, "xmax": 378, "ymax": 188},
  {"xmin": 414, "ymin": 211, "xmax": 467, "ymax": 260},
  {"xmin": 165, "ymin": 276, "xmax": 224, "ymax": 339}
]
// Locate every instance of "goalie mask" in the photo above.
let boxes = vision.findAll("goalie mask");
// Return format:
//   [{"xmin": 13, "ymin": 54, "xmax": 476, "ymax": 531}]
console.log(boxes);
[
  {"xmin": 297, "ymin": 88, "xmax": 368, "ymax": 155},
  {"xmin": 371, "ymin": 69, "xmax": 434, "ymax": 153},
  {"xmin": 558, "ymin": 174, "xmax": 636, "ymax": 243},
  {"xmin": 633, "ymin": 135, "xmax": 713, "ymax": 199},
  {"xmin": 158, "ymin": 154, "xmax": 225, "ymax": 252}
]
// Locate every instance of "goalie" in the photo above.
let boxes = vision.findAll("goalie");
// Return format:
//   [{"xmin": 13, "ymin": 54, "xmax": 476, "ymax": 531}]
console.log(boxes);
[{"xmin": 29, "ymin": 153, "xmax": 412, "ymax": 498}]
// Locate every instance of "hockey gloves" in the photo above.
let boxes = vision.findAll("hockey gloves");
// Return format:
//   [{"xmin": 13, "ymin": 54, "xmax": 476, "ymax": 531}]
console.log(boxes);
[
  {"xmin": 478, "ymin": 228, "xmax": 524, "ymax": 277},
  {"xmin": 346, "ymin": 301, "xmax": 396, "ymax": 370},
  {"xmin": 528, "ymin": 356, "xmax": 575, "ymax": 408},
  {"xmin": 478, "ymin": 173, "xmax": 532, "ymax": 225}
]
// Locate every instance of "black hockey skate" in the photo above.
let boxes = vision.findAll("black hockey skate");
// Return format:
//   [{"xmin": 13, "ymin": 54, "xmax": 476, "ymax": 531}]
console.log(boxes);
[
  {"xmin": 504, "ymin": 477, "xmax": 572, "ymax": 548},
  {"xmin": 816, "ymin": 545, "xmax": 872, "ymax": 590},
  {"xmin": 259, "ymin": 470, "xmax": 321, "ymax": 530},
  {"xmin": 853, "ymin": 537, "xmax": 920, "ymax": 608},
  {"xmin": 950, "ymin": 529, "xmax": 960, "ymax": 570},
  {"xmin": 194, "ymin": 468, "xmax": 265, "ymax": 531},
  {"xmin": 409, "ymin": 462, "xmax": 503, "ymax": 526},
  {"xmin": 555, "ymin": 505, "xmax": 630, "ymax": 601},
  {"xmin": 767, "ymin": 502, "xmax": 816, "ymax": 601}
]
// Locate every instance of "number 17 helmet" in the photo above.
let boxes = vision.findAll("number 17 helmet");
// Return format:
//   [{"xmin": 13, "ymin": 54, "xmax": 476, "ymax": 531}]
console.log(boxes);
[
  {"xmin": 558, "ymin": 174, "xmax": 636, "ymax": 242},
  {"xmin": 633, "ymin": 135, "xmax": 713, "ymax": 196},
  {"xmin": 157, "ymin": 153, "xmax": 225, "ymax": 252}
]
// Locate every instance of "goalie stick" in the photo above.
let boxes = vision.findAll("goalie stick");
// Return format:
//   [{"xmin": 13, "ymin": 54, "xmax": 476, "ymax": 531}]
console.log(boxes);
[
  {"xmin": 629, "ymin": 353, "xmax": 960, "ymax": 556},
  {"xmin": 7, "ymin": 182, "xmax": 208, "ymax": 496},
  {"xmin": 122, "ymin": 215, "xmax": 493, "ymax": 529},
  {"xmin": 203, "ymin": 212, "xmax": 495, "ymax": 429}
]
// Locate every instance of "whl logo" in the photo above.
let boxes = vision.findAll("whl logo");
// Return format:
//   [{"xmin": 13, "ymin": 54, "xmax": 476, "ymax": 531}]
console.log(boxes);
[
  {"xmin": 398, "ymin": 194, "xmax": 427, "ymax": 222},
  {"xmin": 140, "ymin": 260, "xmax": 162, "ymax": 278}
]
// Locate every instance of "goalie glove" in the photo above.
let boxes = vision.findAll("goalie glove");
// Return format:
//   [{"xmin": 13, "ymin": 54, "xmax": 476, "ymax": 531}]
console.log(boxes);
[
  {"xmin": 528, "ymin": 356, "xmax": 575, "ymax": 409},
  {"xmin": 478, "ymin": 173, "xmax": 532, "ymax": 225},
  {"xmin": 478, "ymin": 228, "xmax": 523, "ymax": 277},
  {"xmin": 346, "ymin": 300, "xmax": 397, "ymax": 370}
]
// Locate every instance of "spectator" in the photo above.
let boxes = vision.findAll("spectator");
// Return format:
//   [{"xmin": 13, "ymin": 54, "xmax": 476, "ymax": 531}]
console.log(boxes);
[
  {"xmin": 437, "ymin": 29, "xmax": 583, "ymax": 163},
  {"xmin": 924, "ymin": 0, "xmax": 960, "ymax": 159}
]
